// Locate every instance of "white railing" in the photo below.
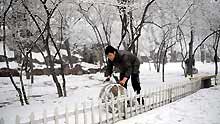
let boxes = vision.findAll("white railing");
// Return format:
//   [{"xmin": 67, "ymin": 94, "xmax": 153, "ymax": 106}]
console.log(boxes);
[{"xmin": 0, "ymin": 77, "xmax": 212, "ymax": 124}]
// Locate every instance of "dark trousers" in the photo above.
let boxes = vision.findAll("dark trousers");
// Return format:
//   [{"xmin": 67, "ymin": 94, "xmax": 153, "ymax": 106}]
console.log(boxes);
[
  {"xmin": 120, "ymin": 73, "xmax": 141, "ymax": 94},
  {"xmin": 120, "ymin": 73, "xmax": 144, "ymax": 104}
]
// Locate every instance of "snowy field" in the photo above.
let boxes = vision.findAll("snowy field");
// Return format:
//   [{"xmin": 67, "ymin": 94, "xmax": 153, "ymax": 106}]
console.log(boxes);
[{"xmin": 0, "ymin": 62, "xmax": 220, "ymax": 123}]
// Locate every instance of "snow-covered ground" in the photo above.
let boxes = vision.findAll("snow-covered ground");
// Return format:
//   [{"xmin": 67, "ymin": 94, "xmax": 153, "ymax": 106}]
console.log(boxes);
[
  {"xmin": 116, "ymin": 85, "xmax": 220, "ymax": 124},
  {"xmin": 0, "ymin": 42, "xmax": 14, "ymax": 58},
  {"xmin": 0, "ymin": 62, "xmax": 219, "ymax": 123}
]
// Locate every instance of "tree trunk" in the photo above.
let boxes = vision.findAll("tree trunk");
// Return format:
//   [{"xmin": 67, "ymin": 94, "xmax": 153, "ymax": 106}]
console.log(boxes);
[
  {"xmin": 19, "ymin": 63, "xmax": 29, "ymax": 105},
  {"xmin": 64, "ymin": 38, "xmax": 73, "ymax": 68},
  {"xmin": 48, "ymin": 23, "xmax": 67, "ymax": 97},
  {"xmin": 162, "ymin": 50, "xmax": 166, "ymax": 82},
  {"xmin": 200, "ymin": 44, "xmax": 205, "ymax": 63},
  {"xmin": 45, "ymin": 22, "xmax": 63, "ymax": 97},
  {"xmin": 156, "ymin": 40, "xmax": 165, "ymax": 73},
  {"xmin": 30, "ymin": 52, "xmax": 34, "ymax": 84},
  {"xmin": 3, "ymin": 0, "xmax": 25, "ymax": 106},
  {"xmin": 214, "ymin": 31, "xmax": 220, "ymax": 85},
  {"xmin": 188, "ymin": 30, "xmax": 194, "ymax": 77}
]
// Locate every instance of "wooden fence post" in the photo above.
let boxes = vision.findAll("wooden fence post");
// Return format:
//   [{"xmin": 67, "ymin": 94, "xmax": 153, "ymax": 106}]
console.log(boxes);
[
  {"xmin": 111, "ymin": 95, "xmax": 116, "ymax": 123},
  {"xmin": 176, "ymin": 84, "xmax": 180, "ymax": 101},
  {"xmin": 0, "ymin": 118, "xmax": 4, "ymax": 124},
  {"xmin": 30, "ymin": 112, "xmax": 35, "ymax": 124},
  {"xmin": 168, "ymin": 85, "xmax": 172, "ymax": 103},
  {"xmin": 117, "ymin": 96, "xmax": 121, "ymax": 120},
  {"xmin": 149, "ymin": 88, "xmax": 152, "ymax": 110},
  {"xmin": 178, "ymin": 83, "xmax": 180, "ymax": 100},
  {"xmin": 182, "ymin": 83, "xmax": 185, "ymax": 97},
  {"xmin": 75, "ymin": 103, "xmax": 78, "ymax": 124},
  {"xmin": 158, "ymin": 86, "xmax": 161, "ymax": 107},
  {"xmin": 155, "ymin": 87, "xmax": 158, "ymax": 108},
  {"xmin": 134, "ymin": 95, "xmax": 138, "ymax": 115},
  {"xmin": 129, "ymin": 92, "xmax": 133, "ymax": 117},
  {"xmin": 124, "ymin": 96, "xmax": 128, "ymax": 119},
  {"xmin": 105, "ymin": 97, "xmax": 109, "ymax": 124},
  {"xmin": 156, "ymin": 87, "xmax": 158, "ymax": 107},
  {"xmin": 16, "ymin": 115, "xmax": 20, "ymax": 124},
  {"xmin": 65, "ymin": 105, "xmax": 69, "ymax": 124},
  {"xmin": 98, "ymin": 101, "xmax": 102, "ymax": 124},
  {"xmin": 164, "ymin": 85, "xmax": 167, "ymax": 105},
  {"xmin": 175, "ymin": 83, "xmax": 178, "ymax": 101},
  {"xmin": 172, "ymin": 84, "xmax": 175, "ymax": 102},
  {"xmin": 183, "ymin": 82, "xmax": 186, "ymax": 96},
  {"xmin": 162, "ymin": 85, "xmax": 165, "ymax": 106},
  {"xmin": 83, "ymin": 102, "xmax": 87, "ymax": 124},
  {"xmin": 181, "ymin": 82, "xmax": 184, "ymax": 98},
  {"xmin": 137, "ymin": 93, "xmax": 141, "ymax": 114},
  {"xmin": 166, "ymin": 85, "xmax": 169, "ymax": 104},
  {"xmin": 184, "ymin": 83, "xmax": 187, "ymax": 96},
  {"xmin": 143, "ymin": 90, "xmax": 147, "ymax": 112},
  {"xmin": 43, "ymin": 110, "xmax": 47, "ymax": 124},
  {"xmin": 54, "ymin": 107, "xmax": 59, "ymax": 124},
  {"xmin": 152, "ymin": 87, "xmax": 155, "ymax": 109},
  {"xmin": 139, "ymin": 93, "xmax": 142, "ymax": 113},
  {"xmin": 140, "ymin": 93, "xmax": 144, "ymax": 113},
  {"xmin": 91, "ymin": 99, "xmax": 95, "ymax": 124},
  {"xmin": 147, "ymin": 90, "xmax": 150, "ymax": 111},
  {"xmin": 179, "ymin": 82, "xmax": 182, "ymax": 99}
]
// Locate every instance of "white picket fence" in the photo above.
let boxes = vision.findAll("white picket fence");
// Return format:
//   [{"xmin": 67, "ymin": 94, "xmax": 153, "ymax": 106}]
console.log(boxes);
[{"xmin": 0, "ymin": 76, "xmax": 217, "ymax": 124}]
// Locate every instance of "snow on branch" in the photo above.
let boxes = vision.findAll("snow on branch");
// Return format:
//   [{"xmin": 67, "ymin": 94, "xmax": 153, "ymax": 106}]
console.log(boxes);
[{"xmin": 69, "ymin": 0, "xmax": 150, "ymax": 9}]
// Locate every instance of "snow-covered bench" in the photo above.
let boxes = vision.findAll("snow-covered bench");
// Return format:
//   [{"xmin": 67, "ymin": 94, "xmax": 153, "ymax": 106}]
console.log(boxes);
[{"xmin": 189, "ymin": 74, "xmax": 217, "ymax": 88}]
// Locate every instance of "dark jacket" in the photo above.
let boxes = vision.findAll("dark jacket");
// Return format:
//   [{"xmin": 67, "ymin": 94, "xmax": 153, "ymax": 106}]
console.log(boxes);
[{"xmin": 105, "ymin": 50, "xmax": 140, "ymax": 78}]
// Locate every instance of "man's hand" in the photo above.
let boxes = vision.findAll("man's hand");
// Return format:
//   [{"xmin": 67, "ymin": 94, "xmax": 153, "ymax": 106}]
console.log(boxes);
[
  {"xmin": 104, "ymin": 75, "xmax": 111, "ymax": 82},
  {"xmin": 104, "ymin": 77, "xmax": 110, "ymax": 82},
  {"xmin": 119, "ymin": 77, "xmax": 128, "ymax": 86}
]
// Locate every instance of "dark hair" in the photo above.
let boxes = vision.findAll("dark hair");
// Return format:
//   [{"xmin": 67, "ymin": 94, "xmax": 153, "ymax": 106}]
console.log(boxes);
[{"xmin": 105, "ymin": 45, "xmax": 117, "ymax": 55}]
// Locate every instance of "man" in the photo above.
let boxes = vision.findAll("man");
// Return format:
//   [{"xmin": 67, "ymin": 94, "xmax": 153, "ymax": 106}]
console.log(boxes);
[{"xmin": 104, "ymin": 45, "xmax": 142, "ymax": 98}]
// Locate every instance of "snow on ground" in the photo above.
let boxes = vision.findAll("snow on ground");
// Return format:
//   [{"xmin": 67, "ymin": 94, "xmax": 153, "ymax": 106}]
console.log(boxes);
[
  {"xmin": 116, "ymin": 85, "xmax": 220, "ymax": 124},
  {"xmin": 0, "ymin": 60, "xmax": 100, "ymax": 70},
  {"xmin": 0, "ymin": 62, "xmax": 18, "ymax": 69},
  {"xmin": 0, "ymin": 62, "xmax": 219, "ymax": 123},
  {"xmin": 32, "ymin": 52, "xmax": 46, "ymax": 63},
  {"xmin": 0, "ymin": 42, "xmax": 14, "ymax": 58}
]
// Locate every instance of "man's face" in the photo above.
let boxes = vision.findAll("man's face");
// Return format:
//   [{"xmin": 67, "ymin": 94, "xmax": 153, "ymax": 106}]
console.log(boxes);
[{"xmin": 107, "ymin": 52, "xmax": 116, "ymax": 61}]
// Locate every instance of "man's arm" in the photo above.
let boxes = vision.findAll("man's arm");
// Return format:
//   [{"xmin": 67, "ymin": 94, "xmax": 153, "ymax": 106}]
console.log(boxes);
[
  {"xmin": 104, "ymin": 59, "xmax": 113, "ymax": 77},
  {"xmin": 119, "ymin": 55, "xmax": 132, "ymax": 85},
  {"xmin": 120, "ymin": 67, "xmax": 131, "ymax": 86},
  {"xmin": 123, "ymin": 55, "xmax": 132, "ymax": 78}
]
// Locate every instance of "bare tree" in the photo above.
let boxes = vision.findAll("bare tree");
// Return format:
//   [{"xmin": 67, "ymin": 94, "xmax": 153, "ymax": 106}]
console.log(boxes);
[
  {"xmin": 2, "ymin": 0, "xmax": 25, "ymax": 105},
  {"xmin": 176, "ymin": 25, "xmax": 188, "ymax": 77},
  {"xmin": 92, "ymin": 5, "xmax": 113, "ymax": 45},
  {"xmin": 161, "ymin": 28, "xmax": 176, "ymax": 82},
  {"xmin": 117, "ymin": 0, "xmax": 156, "ymax": 55},
  {"xmin": 21, "ymin": 0, "xmax": 66, "ymax": 97},
  {"xmin": 76, "ymin": 2, "xmax": 111, "ymax": 66},
  {"xmin": 213, "ymin": 30, "xmax": 220, "ymax": 85}
]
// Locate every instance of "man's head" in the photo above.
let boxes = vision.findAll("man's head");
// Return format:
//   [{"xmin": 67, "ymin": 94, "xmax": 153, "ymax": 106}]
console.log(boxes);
[{"xmin": 105, "ymin": 45, "xmax": 117, "ymax": 61}]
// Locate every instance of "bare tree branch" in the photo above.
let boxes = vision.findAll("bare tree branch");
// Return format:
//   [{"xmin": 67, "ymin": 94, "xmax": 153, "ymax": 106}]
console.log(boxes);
[{"xmin": 193, "ymin": 29, "xmax": 220, "ymax": 56}]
